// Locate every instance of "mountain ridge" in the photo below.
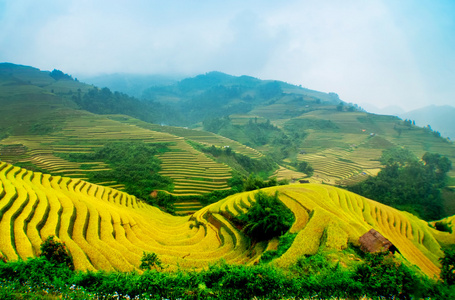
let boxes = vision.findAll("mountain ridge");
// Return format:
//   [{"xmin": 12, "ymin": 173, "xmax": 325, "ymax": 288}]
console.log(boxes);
[{"xmin": 401, "ymin": 104, "xmax": 455, "ymax": 140}]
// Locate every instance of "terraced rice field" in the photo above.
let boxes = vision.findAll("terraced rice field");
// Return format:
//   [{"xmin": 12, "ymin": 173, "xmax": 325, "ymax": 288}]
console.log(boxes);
[
  {"xmin": 110, "ymin": 115, "xmax": 263, "ymax": 159},
  {"xmin": 272, "ymin": 166, "xmax": 308, "ymax": 182},
  {"xmin": 0, "ymin": 113, "xmax": 236, "ymax": 197},
  {"xmin": 0, "ymin": 162, "xmax": 259, "ymax": 271},
  {"xmin": 298, "ymin": 147, "xmax": 382, "ymax": 184},
  {"xmin": 158, "ymin": 141, "xmax": 232, "ymax": 196},
  {"xmin": 0, "ymin": 161, "xmax": 452, "ymax": 277}
]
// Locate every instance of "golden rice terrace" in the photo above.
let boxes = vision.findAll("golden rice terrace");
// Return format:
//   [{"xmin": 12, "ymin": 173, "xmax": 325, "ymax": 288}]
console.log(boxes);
[{"xmin": 0, "ymin": 161, "xmax": 453, "ymax": 278}]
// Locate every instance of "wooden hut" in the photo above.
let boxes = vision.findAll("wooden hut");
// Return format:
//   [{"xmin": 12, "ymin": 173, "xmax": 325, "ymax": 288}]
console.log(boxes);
[{"xmin": 359, "ymin": 229, "xmax": 397, "ymax": 253}]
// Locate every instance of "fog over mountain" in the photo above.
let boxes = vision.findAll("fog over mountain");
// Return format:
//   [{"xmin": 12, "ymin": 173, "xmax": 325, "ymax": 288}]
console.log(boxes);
[
  {"xmin": 1, "ymin": 0, "xmax": 454, "ymax": 112},
  {"xmin": 401, "ymin": 105, "xmax": 455, "ymax": 140}
]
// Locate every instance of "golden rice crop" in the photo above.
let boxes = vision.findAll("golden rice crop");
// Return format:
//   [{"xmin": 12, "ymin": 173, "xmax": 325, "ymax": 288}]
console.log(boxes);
[
  {"xmin": 4, "ymin": 177, "xmax": 30, "ymax": 261},
  {"xmin": 279, "ymin": 193, "xmax": 309, "ymax": 233},
  {"xmin": 13, "ymin": 171, "xmax": 36, "ymax": 259},
  {"xmin": 83, "ymin": 198, "xmax": 135, "ymax": 271},
  {"xmin": 38, "ymin": 180, "xmax": 61, "ymax": 239},
  {"xmin": 68, "ymin": 190, "xmax": 114, "ymax": 271},
  {"xmin": 274, "ymin": 208, "xmax": 332, "ymax": 268},
  {"xmin": 323, "ymin": 221, "xmax": 349, "ymax": 250},
  {"xmin": 0, "ymin": 162, "xmax": 453, "ymax": 276},
  {"xmin": 95, "ymin": 206, "xmax": 141, "ymax": 268},
  {"xmin": 0, "ymin": 168, "xmax": 28, "ymax": 260},
  {"xmin": 48, "ymin": 175, "xmax": 94, "ymax": 270},
  {"xmin": 26, "ymin": 180, "xmax": 50, "ymax": 253}
]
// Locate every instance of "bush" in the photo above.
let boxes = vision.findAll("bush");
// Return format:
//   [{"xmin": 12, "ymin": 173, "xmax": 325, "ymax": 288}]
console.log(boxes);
[
  {"xmin": 140, "ymin": 252, "xmax": 163, "ymax": 271},
  {"xmin": 435, "ymin": 221, "xmax": 453, "ymax": 233},
  {"xmin": 40, "ymin": 235, "xmax": 74, "ymax": 270},
  {"xmin": 354, "ymin": 252, "xmax": 428, "ymax": 298},
  {"xmin": 294, "ymin": 160, "xmax": 314, "ymax": 177},
  {"xmin": 440, "ymin": 248, "xmax": 455, "ymax": 286},
  {"xmin": 236, "ymin": 191, "xmax": 294, "ymax": 242}
]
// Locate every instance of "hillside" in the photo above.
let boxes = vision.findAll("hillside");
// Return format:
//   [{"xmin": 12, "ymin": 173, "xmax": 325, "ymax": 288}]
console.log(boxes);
[
  {"xmin": 63, "ymin": 67, "xmax": 455, "ymax": 184},
  {"xmin": 0, "ymin": 64, "xmax": 269, "ymax": 213},
  {"xmin": 401, "ymin": 105, "xmax": 455, "ymax": 140},
  {"xmin": 78, "ymin": 73, "xmax": 182, "ymax": 99},
  {"xmin": 110, "ymin": 70, "xmax": 455, "ymax": 183},
  {"xmin": 1, "ymin": 63, "xmax": 455, "ymax": 217},
  {"xmin": 0, "ymin": 161, "xmax": 453, "ymax": 278}
]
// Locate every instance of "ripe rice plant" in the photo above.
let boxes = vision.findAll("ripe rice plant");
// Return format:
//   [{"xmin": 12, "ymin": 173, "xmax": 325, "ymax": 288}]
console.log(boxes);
[
  {"xmin": 13, "ymin": 171, "xmax": 37, "ymax": 259},
  {"xmin": 0, "ymin": 162, "xmax": 453, "ymax": 278}
]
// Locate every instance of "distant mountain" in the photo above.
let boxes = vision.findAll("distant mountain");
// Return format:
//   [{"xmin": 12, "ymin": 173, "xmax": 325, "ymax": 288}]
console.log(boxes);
[
  {"xmin": 138, "ymin": 71, "xmax": 345, "ymax": 125},
  {"xmin": 360, "ymin": 103, "xmax": 405, "ymax": 116},
  {"xmin": 401, "ymin": 105, "xmax": 455, "ymax": 140},
  {"xmin": 77, "ymin": 73, "xmax": 183, "ymax": 98}
]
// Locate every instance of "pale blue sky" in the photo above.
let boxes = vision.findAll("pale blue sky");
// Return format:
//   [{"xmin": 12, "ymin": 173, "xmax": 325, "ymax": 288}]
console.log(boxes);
[{"xmin": 0, "ymin": 0, "xmax": 454, "ymax": 111}]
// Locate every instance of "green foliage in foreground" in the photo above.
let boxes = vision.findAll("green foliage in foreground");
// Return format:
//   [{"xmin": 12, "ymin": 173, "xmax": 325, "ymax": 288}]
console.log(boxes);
[
  {"xmin": 139, "ymin": 252, "xmax": 163, "ymax": 271},
  {"xmin": 0, "ymin": 250, "xmax": 454, "ymax": 299},
  {"xmin": 440, "ymin": 248, "xmax": 455, "ymax": 286},
  {"xmin": 39, "ymin": 236, "xmax": 74, "ymax": 270}
]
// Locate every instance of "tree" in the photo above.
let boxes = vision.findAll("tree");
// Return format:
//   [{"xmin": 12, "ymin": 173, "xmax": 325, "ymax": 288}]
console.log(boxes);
[
  {"xmin": 440, "ymin": 248, "xmax": 455, "ymax": 285},
  {"xmin": 40, "ymin": 236, "xmax": 74, "ymax": 270},
  {"xmin": 50, "ymin": 69, "xmax": 73, "ymax": 81},
  {"xmin": 295, "ymin": 161, "xmax": 314, "ymax": 177},
  {"xmin": 379, "ymin": 147, "xmax": 417, "ymax": 167},
  {"xmin": 354, "ymin": 252, "xmax": 423, "ymax": 298},
  {"xmin": 140, "ymin": 252, "xmax": 163, "ymax": 271},
  {"xmin": 423, "ymin": 152, "xmax": 452, "ymax": 180},
  {"xmin": 236, "ymin": 191, "xmax": 294, "ymax": 242}
]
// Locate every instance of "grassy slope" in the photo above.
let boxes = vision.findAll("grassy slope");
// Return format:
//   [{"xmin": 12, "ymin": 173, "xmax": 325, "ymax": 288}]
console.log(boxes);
[
  {"xmin": 0, "ymin": 64, "xmax": 263, "ymax": 199},
  {"xmin": 1, "ymin": 161, "xmax": 452, "ymax": 278}
]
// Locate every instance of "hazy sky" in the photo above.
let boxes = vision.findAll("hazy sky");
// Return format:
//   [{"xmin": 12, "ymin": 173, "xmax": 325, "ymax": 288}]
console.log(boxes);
[{"xmin": 1, "ymin": 0, "xmax": 454, "ymax": 111}]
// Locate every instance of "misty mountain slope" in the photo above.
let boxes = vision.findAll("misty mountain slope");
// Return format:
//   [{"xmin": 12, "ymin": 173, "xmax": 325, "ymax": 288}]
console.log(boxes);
[
  {"xmin": 78, "ymin": 73, "xmax": 182, "ymax": 98},
  {"xmin": 2, "ymin": 63, "xmax": 455, "ymax": 190},
  {"xmin": 140, "ymin": 71, "xmax": 344, "ymax": 125},
  {"xmin": 401, "ymin": 105, "xmax": 455, "ymax": 140}
]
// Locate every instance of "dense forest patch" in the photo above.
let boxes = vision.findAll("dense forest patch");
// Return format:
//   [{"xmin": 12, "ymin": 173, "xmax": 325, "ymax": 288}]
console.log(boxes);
[{"xmin": 347, "ymin": 148, "xmax": 452, "ymax": 220}]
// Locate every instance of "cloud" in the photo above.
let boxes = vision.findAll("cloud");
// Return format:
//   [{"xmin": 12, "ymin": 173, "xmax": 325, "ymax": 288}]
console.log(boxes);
[{"xmin": 1, "ymin": 0, "xmax": 454, "ymax": 111}]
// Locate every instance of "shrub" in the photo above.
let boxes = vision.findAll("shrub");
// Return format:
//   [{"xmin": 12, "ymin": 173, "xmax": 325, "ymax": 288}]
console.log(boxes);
[
  {"xmin": 294, "ymin": 160, "xmax": 314, "ymax": 177},
  {"xmin": 40, "ymin": 235, "xmax": 74, "ymax": 270},
  {"xmin": 236, "ymin": 191, "xmax": 294, "ymax": 242},
  {"xmin": 354, "ymin": 252, "xmax": 428, "ymax": 298},
  {"xmin": 434, "ymin": 221, "xmax": 453, "ymax": 233},
  {"xmin": 140, "ymin": 252, "xmax": 163, "ymax": 271},
  {"xmin": 440, "ymin": 248, "xmax": 455, "ymax": 286}
]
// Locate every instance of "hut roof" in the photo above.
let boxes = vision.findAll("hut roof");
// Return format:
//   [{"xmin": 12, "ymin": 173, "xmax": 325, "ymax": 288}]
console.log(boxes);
[{"xmin": 359, "ymin": 229, "xmax": 397, "ymax": 253}]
